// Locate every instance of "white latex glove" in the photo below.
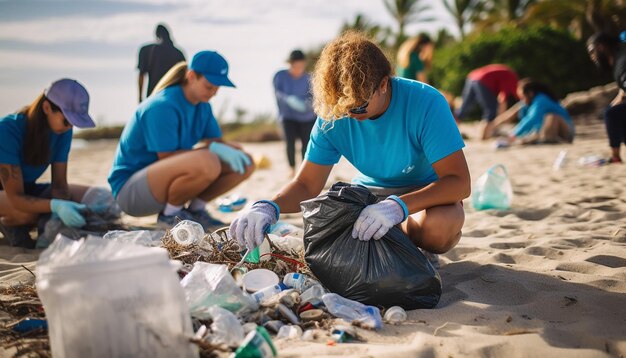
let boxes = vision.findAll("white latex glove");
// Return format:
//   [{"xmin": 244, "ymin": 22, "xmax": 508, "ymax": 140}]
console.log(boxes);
[
  {"xmin": 285, "ymin": 95, "xmax": 307, "ymax": 112},
  {"xmin": 230, "ymin": 200, "xmax": 279, "ymax": 250},
  {"xmin": 352, "ymin": 196, "xmax": 408, "ymax": 241}
]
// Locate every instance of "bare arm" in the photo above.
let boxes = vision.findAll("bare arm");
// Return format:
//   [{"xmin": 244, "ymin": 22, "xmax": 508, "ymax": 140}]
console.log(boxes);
[
  {"xmin": 271, "ymin": 160, "xmax": 333, "ymax": 213},
  {"xmin": 611, "ymin": 89, "xmax": 625, "ymax": 107},
  {"xmin": 492, "ymin": 101, "xmax": 522, "ymax": 129},
  {"xmin": 138, "ymin": 73, "xmax": 145, "ymax": 103},
  {"xmin": 398, "ymin": 150, "xmax": 471, "ymax": 213},
  {"xmin": 0, "ymin": 164, "xmax": 52, "ymax": 213},
  {"xmin": 50, "ymin": 162, "xmax": 70, "ymax": 200}
]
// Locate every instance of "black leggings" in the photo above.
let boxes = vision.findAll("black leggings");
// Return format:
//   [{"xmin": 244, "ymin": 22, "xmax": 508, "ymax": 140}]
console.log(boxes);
[
  {"xmin": 605, "ymin": 102, "xmax": 626, "ymax": 148},
  {"xmin": 281, "ymin": 119, "xmax": 316, "ymax": 168}
]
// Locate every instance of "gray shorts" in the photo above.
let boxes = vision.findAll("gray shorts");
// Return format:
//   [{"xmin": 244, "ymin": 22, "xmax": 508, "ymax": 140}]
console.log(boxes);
[{"xmin": 116, "ymin": 167, "xmax": 163, "ymax": 217}]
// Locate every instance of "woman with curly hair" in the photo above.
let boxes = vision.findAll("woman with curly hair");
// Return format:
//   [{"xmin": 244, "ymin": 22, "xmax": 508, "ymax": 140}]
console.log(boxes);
[{"xmin": 230, "ymin": 32, "xmax": 469, "ymax": 260}]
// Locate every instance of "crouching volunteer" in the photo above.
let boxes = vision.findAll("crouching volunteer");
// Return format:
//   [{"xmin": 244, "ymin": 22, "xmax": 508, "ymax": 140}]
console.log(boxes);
[
  {"xmin": 0, "ymin": 79, "xmax": 98, "ymax": 248},
  {"xmin": 108, "ymin": 51, "xmax": 255, "ymax": 230},
  {"xmin": 230, "ymin": 32, "xmax": 469, "ymax": 260}
]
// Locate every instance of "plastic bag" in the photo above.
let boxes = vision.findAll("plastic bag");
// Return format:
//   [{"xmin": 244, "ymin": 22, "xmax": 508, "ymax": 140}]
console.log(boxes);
[
  {"xmin": 471, "ymin": 164, "xmax": 513, "ymax": 210},
  {"xmin": 301, "ymin": 182, "xmax": 441, "ymax": 309},
  {"xmin": 37, "ymin": 235, "xmax": 196, "ymax": 358},
  {"xmin": 180, "ymin": 262, "xmax": 257, "ymax": 318},
  {"xmin": 207, "ymin": 306, "xmax": 244, "ymax": 348}
]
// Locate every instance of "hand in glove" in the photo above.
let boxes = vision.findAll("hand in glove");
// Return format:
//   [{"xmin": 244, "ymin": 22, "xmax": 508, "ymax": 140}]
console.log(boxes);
[
  {"xmin": 285, "ymin": 95, "xmax": 307, "ymax": 112},
  {"xmin": 351, "ymin": 196, "xmax": 408, "ymax": 241},
  {"xmin": 50, "ymin": 199, "xmax": 87, "ymax": 228},
  {"xmin": 230, "ymin": 200, "xmax": 279, "ymax": 250},
  {"xmin": 209, "ymin": 142, "xmax": 251, "ymax": 174}
]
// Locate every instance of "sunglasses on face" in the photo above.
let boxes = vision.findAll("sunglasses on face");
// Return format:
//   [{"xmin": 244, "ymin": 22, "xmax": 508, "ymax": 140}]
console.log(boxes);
[{"xmin": 349, "ymin": 100, "xmax": 370, "ymax": 115}]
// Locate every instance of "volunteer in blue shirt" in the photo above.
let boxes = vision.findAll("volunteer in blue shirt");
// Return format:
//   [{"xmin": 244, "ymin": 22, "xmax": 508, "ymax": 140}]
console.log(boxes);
[
  {"xmin": 0, "ymin": 79, "xmax": 96, "ymax": 248},
  {"xmin": 491, "ymin": 79, "xmax": 574, "ymax": 145},
  {"xmin": 230, "ymin": 32, "xmax": 470, "ymax": 257},
  {"xmin": 273, "ymin": 49, "xmax": 317, "ymax": 178},
  {"xmin": 108, "ymin": 51, "xmax": 255, "ymax": 230}
]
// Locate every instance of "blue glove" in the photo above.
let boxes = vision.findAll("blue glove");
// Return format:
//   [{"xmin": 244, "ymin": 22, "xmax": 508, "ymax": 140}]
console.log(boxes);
[
  {"xmin": 50, "ymin": 199, "xmax": 87, "ymax": 228},
  {"xmin": 285, "ymin": 95, "xmax": 307, "ymax": 112},
  {"xmin": 352, "ymin": 196, "xmax": 408, "ymax": 241},
  {"xmin": 209, "ymin": 142, "xmax": 251, "ymax": 174},
  {"xmin": 230, "ymin": 200, "xmax": 279, "ymax": 250}
]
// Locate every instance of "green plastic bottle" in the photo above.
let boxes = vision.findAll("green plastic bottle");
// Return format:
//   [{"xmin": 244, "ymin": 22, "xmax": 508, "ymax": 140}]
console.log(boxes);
[{"xmin": 232, "ymin": 326, "xmax": 277, "ymax": 358}]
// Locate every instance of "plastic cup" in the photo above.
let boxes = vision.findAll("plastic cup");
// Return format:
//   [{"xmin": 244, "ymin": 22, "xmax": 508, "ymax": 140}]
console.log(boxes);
[
  {"xmin": 243, "ymin": 269, "xmax": 279, "ymax": 293},
  {"xmin": 383, "ymin": 306, "xmax": 407, "ymax": 324}
]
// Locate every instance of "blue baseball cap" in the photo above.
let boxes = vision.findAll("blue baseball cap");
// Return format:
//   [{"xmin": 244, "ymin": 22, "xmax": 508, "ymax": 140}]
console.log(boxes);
[
  {"xmin": 189, "ymin": 51, "xmax": 235, "ymax": 88},
  {"xmin": 44, "ymin": 79, "xmax": 95, "ymax": 128}
]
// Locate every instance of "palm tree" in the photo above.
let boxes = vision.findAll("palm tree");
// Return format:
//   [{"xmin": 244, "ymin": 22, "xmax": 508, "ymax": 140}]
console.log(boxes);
[
  {"xmin": 476, "ymin": 0, "xmax": 537, "ymax": 31},
  {"xmin": 340, "ymin": 13, "xmax": 393, "ymax": 46},
  {"xmin": 442, "ymin": 0, "xmax": 487, "ymax": 39},
  {"xmin": 523, "ymin": 0, "xmax": 626, "ymax": 39},
  {"xmin": 383, "ymin": 0, "xmax": 434, "ymax": 48}
]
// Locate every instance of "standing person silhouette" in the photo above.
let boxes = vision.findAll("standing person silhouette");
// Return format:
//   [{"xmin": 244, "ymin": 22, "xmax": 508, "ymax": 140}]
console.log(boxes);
[
  {"xmin": 137, "ymin": 23, "xmax": 185, "ymax": 102},
  {"xmin": 273, "ymin": 50, "xmax": 317, "ymax": 178},
  {"xmin": 396, "ymin": 34, "xmax": 434, "ymax": 83}
]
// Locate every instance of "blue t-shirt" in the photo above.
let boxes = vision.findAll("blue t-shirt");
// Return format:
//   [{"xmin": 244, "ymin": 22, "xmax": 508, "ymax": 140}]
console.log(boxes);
[
  {"xmin": 513, "ymin": 93, "xmax": 574, "ymax": 137},
  {"xmin": 305, "ymin": 77, "xmax": 465, "ymax": 188},
  {"xmin": 108, "ymin": 85, "xmax": 222, "ymax": 197},
  {"xmin": 0, "ymin": 113, "xmax": 72, "ymax": 184},
  {"xmin": 273, "ymin": 70, "xmax": 316, "ymax": 122}
]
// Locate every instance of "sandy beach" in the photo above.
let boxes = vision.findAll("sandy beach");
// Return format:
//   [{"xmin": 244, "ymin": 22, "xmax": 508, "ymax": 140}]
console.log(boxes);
[{"xmin": 1, "ymin": 119, "xmax": 625, "ymax": 357}]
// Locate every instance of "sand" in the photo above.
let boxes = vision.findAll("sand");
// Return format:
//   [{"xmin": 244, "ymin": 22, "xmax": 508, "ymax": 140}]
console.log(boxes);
[{"xmin": 1, "ymin": 120, "xmax": 625, "ymax": 357}]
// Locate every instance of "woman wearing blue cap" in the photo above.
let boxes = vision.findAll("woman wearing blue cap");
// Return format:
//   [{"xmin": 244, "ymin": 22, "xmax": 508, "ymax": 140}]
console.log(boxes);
[
  {"xmin": 0, "ymin": 79, "xmax": 97, "ymax": 248},
  {"xmin": 108, "ymin": 51, "xmax": 255, "ymax": 230}
]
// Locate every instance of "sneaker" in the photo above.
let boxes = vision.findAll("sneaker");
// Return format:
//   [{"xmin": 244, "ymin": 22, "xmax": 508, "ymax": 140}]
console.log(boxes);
[
  {"xmin": 187, "ymin": 208, "xmax": 225, "ymax": 231},
  {"xmin": 156, "ymin": 209, "xmax": 196, "ymax": 229},
  {"xmin": 608, "ymin": 156, "xmax": 622, "ymax": 164},
  {"xmin": 0, "ymin": 222, "xmax": 35, "ymax": 249}
]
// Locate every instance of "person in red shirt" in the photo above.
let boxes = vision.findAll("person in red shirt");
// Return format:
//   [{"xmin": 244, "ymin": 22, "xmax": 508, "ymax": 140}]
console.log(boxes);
[{"xmin": 455, "ymin": 64, "xmax": 519, "ymax": 140}]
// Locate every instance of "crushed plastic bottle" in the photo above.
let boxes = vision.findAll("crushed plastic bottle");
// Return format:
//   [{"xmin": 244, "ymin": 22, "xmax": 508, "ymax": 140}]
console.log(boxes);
[
  {"xmin": 300, "ymin": 284, "xmax": 325, "ymax": 306},
  {"xmin": 282, "ymin": 273, "xmax": 321, "ymax": 292},
  {"xmin": 252, "ymin": 283, "xmax": 288, "ymax": 305},
  {"xmin": 322, "ymin": 293, "xmax": 383, "ymax": 330},
  {"xmin": 171, "ymin": 220, "xmax": 205, "ymax": 246}
]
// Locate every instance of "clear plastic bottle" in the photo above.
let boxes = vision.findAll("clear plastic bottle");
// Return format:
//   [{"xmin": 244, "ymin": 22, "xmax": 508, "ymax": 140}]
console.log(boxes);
[
  {"xmin": 553, "ymin": 150, "xmax": 568, "ymax": 171},
  {"xmin": 282, "ymin": 273, "xmax": 321, "ymax": 292},
  {"xmin": 321, "ymin": 293, "xmax": 382, "ymax": 330},
  {"xmin": 300, "ymin": 284, "xmax": 325, "ymax": 306},
  {"xmin": 251, "ymin": 283, "xmax": 288, "ymax": 304}
]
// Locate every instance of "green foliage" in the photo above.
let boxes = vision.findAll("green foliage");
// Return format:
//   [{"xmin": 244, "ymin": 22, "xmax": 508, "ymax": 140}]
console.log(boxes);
[{"xmin": 430, "ymin": 25, "xmax": 611, "ymax": 98}]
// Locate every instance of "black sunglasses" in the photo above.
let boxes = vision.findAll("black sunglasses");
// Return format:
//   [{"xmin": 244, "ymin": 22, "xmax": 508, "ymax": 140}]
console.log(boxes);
[{"xmin": 349, "ymin": 100, "xmax": 370, "ymax": 115}]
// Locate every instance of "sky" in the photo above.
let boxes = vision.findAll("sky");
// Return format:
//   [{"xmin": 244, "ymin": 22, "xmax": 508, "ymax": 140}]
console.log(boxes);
[{"xmin": 0, "ymin": 0, "xmax": 456, "ymax": 126}]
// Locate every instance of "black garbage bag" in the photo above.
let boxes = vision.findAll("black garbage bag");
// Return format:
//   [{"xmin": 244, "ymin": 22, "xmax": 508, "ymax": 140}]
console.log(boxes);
[{"xmin": 301, "ymin": 182, "xmax": 442, "ymax": 309}]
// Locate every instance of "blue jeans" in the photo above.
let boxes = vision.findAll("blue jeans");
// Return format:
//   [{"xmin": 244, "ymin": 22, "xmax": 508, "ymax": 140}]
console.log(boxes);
[
  {"xmin": 456, "ymin": 79, "xmax": 498, "ymax": 122},
  {"xmin": 605, "ymin": 101, "xmax": 626, "ymax": 148}
]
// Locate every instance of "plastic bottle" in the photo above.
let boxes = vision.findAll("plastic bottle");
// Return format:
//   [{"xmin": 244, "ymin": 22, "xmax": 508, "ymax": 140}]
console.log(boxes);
[
  {"xmin": 252, "ymin": 283, "xmax": 288, "ymax": 304},
  {"xmin": 552, "ymin": 150, "xmax": 568, "ymax": 171},
  {"xmin": 170, "ymin": 220, "xmax": 205, "ymax": 246},
  {"xmin": 300, "ymin": 284, "xmax": 325, "ymax": 306},
  {"xmin": 322, "ymin": 293, "xmax": 383, "ymax": 330},
  {"xmin": 232, "ymin": 326, "xmax": 277, "ymax": 358},
  {"xmin": 282, "ymin": 273, "xmax": 321, "ymax": 292}
]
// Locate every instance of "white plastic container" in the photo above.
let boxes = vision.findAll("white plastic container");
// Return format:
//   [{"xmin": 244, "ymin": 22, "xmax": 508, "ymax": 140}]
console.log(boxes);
[
  {"xmin": 37, "ymin": 235, "xmax": 196, "ymax": 358},
  {"xmin": 383, "ymin": 306, "xmax": 407, "ymax": 324}
]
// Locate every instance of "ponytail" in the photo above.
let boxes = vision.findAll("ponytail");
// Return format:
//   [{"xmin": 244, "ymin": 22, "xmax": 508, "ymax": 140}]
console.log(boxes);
[{"xmin": 150, "ymin": 61, "xmax": 188, "ymax": 96}]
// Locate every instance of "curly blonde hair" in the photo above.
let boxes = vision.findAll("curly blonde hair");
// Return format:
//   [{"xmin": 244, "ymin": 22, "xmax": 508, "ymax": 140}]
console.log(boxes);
[{"xmin": 312, "ymin": 31, "xmax": 392, "ymax": 120}]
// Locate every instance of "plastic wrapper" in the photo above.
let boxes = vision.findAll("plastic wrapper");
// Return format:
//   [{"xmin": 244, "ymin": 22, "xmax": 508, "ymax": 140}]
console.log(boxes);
[
  {"xmin": 36, "ymin": 235, "xmax": 196, "ymax": 358},
  {"xmin": 180, "ymin": 262, "xmax": 257, "ymax": 318},
  {"xmin": 207, "ymin": 306, "xmax": 244, "ymax": 348},
  {"xmin": 301, "ymin": 182, "xmax": 441, "ymax": 309}
]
